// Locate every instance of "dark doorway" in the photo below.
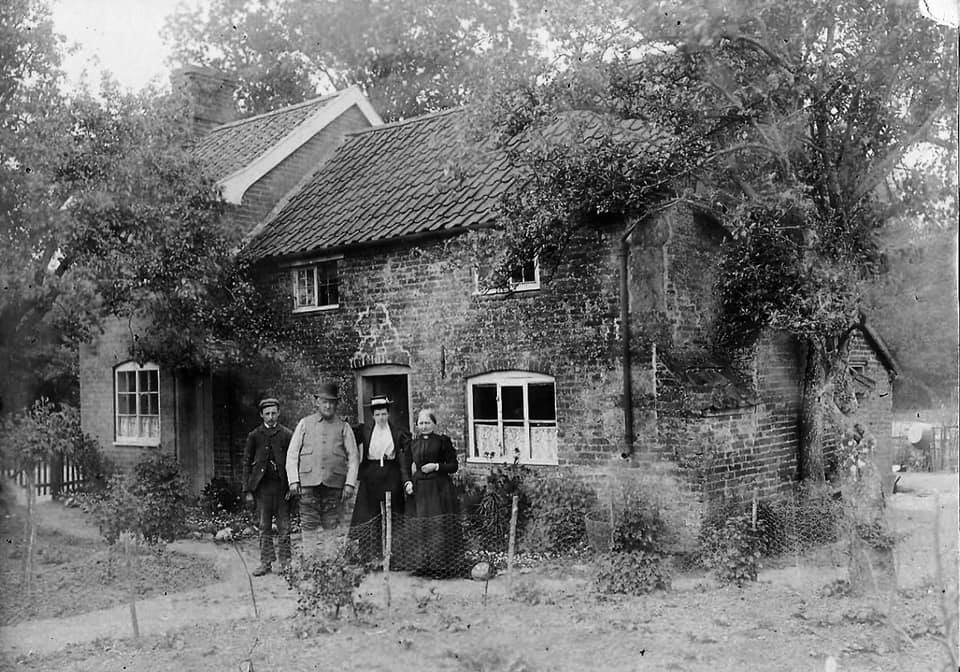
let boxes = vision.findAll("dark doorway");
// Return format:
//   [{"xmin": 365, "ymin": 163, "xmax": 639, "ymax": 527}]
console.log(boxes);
[{"xmin": 358, "ymin": 373, "xmax": 410, "ymax": 431}]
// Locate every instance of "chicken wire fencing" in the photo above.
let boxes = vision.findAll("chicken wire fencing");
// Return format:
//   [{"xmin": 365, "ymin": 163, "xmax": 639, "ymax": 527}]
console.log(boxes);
[{"xmin": 269, "ymin": 482, "xmax": 862, "ymax": 612}]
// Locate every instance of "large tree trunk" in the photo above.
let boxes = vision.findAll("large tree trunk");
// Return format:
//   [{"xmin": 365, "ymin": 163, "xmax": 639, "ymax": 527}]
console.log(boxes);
[{"xmin": 799, "ymin": 338, "xmax": 827, "ymax": 482}]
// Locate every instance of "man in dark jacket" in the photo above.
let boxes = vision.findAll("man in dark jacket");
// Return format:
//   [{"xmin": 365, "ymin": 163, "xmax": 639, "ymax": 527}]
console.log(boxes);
[{"xmin": 243, "ymin": 398, "xmax": 293, "ymax": 576}]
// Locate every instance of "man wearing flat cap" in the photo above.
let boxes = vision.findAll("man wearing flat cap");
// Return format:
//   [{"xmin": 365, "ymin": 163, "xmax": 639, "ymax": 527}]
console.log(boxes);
[
  {"xmin": 285, "ymin": 382, "xmax": 360, "ymax": 557},
  {"xmin": 243, "ymin": 397, "xmax": 294, "ymax": 576}
]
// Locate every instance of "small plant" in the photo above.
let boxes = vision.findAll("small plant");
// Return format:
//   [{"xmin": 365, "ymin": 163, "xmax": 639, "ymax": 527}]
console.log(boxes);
[
  {"xmin": 595, "ymin": 551, "xmax": 671, "ymax": 595},
  {"xmin": 467, "ymin": 462, "xmax": 532, "ymax": 552},
  {"xmin": 94, "ymin": 454, "xmax": 189, "ymax": 544},
  {"xmin": 699, "ymin": 509, "xmax": 765, "ymax": 586},
  {"xmin": 524, "ymin": 474, "xmax": 593, "ymax": 554},
  {"xmin": 200, "ymin": 477, "xmax": 243, "ymax": 514},
  {"xmin": 284, "ymin": 540, "xmax": 373, "ymax": 620}
]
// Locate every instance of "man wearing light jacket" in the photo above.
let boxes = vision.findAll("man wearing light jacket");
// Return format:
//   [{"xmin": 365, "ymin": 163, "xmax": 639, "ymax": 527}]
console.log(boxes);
[{"xmin": 286, "ymin": 382, "xmax": 360, "ymax": 557}]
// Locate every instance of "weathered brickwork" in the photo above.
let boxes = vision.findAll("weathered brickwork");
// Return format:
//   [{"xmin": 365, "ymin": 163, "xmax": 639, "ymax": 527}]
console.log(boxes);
[
  {"xmin": 846, "ymin": 328, "xmax": 895, "ymax": 461},
  {"xmin": 78, "ymin": 316, "xmax": 177, "ymax": 471}
]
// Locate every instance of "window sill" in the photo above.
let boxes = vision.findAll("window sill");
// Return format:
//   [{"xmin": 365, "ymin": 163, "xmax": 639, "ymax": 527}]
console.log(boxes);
[
  {"xmin": 466, "ymin": 457, "xmax": 558, "ymax": 467},
  {"xmin": 292, "ymin": 304, "xmax": 340, "ymax": 314},
  {"xmin": 473, "ymin": 284, "xmax": 540, "ymax": 297},
  {"xmin": 113, "ymin": 439, "xmax": 161, "ymax": 448}
]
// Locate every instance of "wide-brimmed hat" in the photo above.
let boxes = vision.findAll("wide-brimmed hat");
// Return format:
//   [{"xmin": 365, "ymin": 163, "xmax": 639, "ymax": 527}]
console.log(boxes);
[
  {"xmin": 257, "ymin": 397, "xmax": 280, "ymax": 411},
  {"xmin": 367, "ymin": 395, "xmax": 393, "ymax": 410},
  {"xmin": 314, "ymin": 382, "xmax": 339, "ymax": 401}
]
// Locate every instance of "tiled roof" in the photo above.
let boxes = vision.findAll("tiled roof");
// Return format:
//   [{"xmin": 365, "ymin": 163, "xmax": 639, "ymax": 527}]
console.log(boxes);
[
  {"xmin": 242, "ymin": 109, "xmax": 516, "ymax": 260},
  {"xmin": 194, "ymin": 94, "xmax": 339, "ymax": 180}
]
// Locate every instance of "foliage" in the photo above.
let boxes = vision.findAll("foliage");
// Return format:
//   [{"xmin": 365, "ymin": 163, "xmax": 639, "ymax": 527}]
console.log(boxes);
[
  {"xmin": 163, "ymin": 0, "xmax": 547, "ymax": 121},
  {"xmin": 0, "ymin": 399, "xmax": 74, "ymax": 472},
  {"xmin": 199, "ymin": 477, "xmax": 243, "ymax": 515},
  {"xmin": 463, "ymin": 0, "xmax": 957, "ymax": 483},
  {"xmin": 699, "ymin": 509, "xmax": 765, "ymax": 586},
  {"xmin": 524, "ymin": 475, "xmax": 593, "ymax": 554},
  {"xmin": 284, "ymin": 540, "xmax": 373, "ymax": 619},
  {"xmin": 610, "ymin": 485, "xmax": 669, "ymax": 555},
  {"xmin": 94, "ymin": 454, "xmax": 189, "ymax": 544},
  {"xmin": 468, "ymin": 462, "xmax": 533, "ymax": 552},
  {"xmin": 594, "ymin": 551, "xmax": 672, "ymax": 595},
  {"xmin": 1, "ymin": 0, "xmax": 232, "ymax": 410}
]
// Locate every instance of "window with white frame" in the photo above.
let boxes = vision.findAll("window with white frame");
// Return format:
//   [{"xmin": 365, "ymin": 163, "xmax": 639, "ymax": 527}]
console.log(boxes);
[
  {"xmin": 292, "ymin": 259, "xmax": 339, "ymax": 311},
  {"xmin": 474, "ymin": 257, "xmax": 540, "ymax": 294},
  {"xmin": 467, "ymin": 371, "xmax": 557, "ymax": 464},
  {"xmin": 115, "ymin": 362, "xmax": 160, "ymax": 445}
]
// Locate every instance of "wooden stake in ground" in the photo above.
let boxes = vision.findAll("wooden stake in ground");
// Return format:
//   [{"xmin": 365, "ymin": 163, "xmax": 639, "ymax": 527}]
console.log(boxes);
[
  {"xmin": 507, "ymin": 494, "xmax": 519, "ymax": 591},
  {"xmin": 22, "ymin": 465, "xmax": 37, "ymax": 599},
  {"xmin": 122, "ymin": 533, "xmax": 140, "ymax": 640},
  {"xmin": 384, "ymin": 492, "xmax": 392, "ymax": 609}
]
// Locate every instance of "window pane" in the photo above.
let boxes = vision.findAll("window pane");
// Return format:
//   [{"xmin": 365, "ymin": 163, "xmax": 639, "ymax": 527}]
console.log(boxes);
[
  {"xmin": 146, "ymin": 371, "xmax": 158, "ymax": 391},
  {"xmin": 296, "ymin": 268, "xmax": 315, "ymax": 306},
  {"xmin": 503, "ymin": 425, "xmax": 527, "ymax": 460},
  {"xmin": 472, "ymin": 385, "xmax": 498, "ymax": 420},
  {"xmin": 530, "ymin": 426, "xmax": 558, "ymax": 463},
  {"xmin": 501, "ymin": 386, "xmax": 524, "ymax": 421},
  {"xmin": 528, "ymin": 383, "xmax": 556, "ymax": 421},
  {"xmin": 137, "ymin": 370, "xmax": 152, "ymax": 392},
  {"xmin": 147, "ymin": 392, "xmax": 159, "ymax": 415},
  {"xmin": 317, "ymin": 261, "xmax": 338, "ymax": 306},
  {"xmin": 118, "ymin": 393, "xmax": 135, "ymax": 415},
  {"xmin": 473, "ymin": 422, "xmax": 501, "ymax": 459},
  {"xmin": 510, "ymin": 259, "xmax": 536, "ymax": 284},
  {"xmin": 118, "ymin": 371, "xmax": 135, "ymax": 393}
]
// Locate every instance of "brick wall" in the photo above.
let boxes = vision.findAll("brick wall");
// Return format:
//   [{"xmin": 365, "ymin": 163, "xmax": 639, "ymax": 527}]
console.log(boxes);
[
  {"xmin": 846, "ymin": 328, "xmax": 895, "ymax": 463},
  {"xmin": 78, "ymin": 316, "xmax": 177, "ymax": 472}
]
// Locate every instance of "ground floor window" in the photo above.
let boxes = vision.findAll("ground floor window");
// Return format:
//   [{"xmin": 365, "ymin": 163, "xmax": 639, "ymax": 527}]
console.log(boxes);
[
  {"xmin": 115, "ymin": 362, "xmax": 160, "ymax": 445},
  {"xmin": 467, "ymin": 371, "xmax": 557, "ymax": 465}
]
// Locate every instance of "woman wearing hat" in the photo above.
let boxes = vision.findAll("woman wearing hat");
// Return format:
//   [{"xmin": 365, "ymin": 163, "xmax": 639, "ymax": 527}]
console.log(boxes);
[{"xmin": 348, "ymin": 395, "xmax": 412, "ymax": 564}]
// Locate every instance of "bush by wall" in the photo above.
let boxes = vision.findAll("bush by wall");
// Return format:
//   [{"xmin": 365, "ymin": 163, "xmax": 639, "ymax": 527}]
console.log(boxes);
[{"xmin": 595, "ymin": 551, "xmax": 672, "ymax": 595}]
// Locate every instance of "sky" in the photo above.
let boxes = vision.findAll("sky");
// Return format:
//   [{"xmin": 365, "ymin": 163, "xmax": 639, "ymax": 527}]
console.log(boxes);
[{"xmin": 51, "ymin": 0, "xmax": 960, "ymax": 92}]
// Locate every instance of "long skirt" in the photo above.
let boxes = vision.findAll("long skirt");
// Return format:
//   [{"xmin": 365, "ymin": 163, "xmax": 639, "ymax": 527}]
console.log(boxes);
[
  {"xmin": 407, "ymin": 475, "xmax": 466, "ymax": 578},
  {"xmin": 348, "ymin": 461, "xmax": 405, "ymax": 564}
]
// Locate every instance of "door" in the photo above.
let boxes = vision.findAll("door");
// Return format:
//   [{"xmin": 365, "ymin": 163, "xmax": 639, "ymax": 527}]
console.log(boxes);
[{"xmin": 357, "ymin": 371, "xmax": 410, "ymax": 431}]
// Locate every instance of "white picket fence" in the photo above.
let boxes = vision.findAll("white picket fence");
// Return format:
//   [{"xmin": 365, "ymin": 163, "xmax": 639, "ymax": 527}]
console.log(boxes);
[{"xmin": 2, "ymin": 455, "xmax": 85, "ymax": 501}]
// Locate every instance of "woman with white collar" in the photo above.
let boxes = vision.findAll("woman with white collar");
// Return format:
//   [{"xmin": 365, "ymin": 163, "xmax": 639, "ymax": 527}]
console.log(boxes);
[{"xmin": 347, "ymin": 395, "xmax": 412, "ymax": 563}]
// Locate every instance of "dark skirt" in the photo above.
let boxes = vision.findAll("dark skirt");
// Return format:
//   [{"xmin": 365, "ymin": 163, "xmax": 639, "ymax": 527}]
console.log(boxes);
[
  {"xmin": 407, "ymin": 475, "xmax": 466, "ymax": 578},
  {"xmin": 348, "ymin": 461, "xmax": 406, "ymax": 563}
]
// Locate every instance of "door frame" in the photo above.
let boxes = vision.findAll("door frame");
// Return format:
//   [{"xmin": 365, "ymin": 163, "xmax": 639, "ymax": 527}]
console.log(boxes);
[{"xmin": 354, "ymin": 365, "xmax": 413, "ymax": 432}]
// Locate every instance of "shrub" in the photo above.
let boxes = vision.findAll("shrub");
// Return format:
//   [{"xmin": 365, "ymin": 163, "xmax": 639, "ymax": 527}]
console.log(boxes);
[
  {"xmin": 612, "ymin": 488, "xmax": 668, "ymax": 554},
  {"xmin": 200, "ymin": 477, "xmax": 243, "ymax": 514},
  {"xmin": 467, "ymin": 463, "xmax": 533, "ymax": 552},
  {"xmin": 699, "ymin": 510, "xmax": 764, "ymax": 586},
  {"xmin": 94, "ymin": 454, "xmax": 189, "ymax": 544},
  {"xmin": 70, "ymin": 432, "xmax": 115, "ymax": 493},
  {"xmin": 285, "ymin": 540, "xmax": 373, "ymax": 619},
  {"xmin": 524, "ymin": 475, "xmax": 593, "ymax": 554},
  {"xmin": 595, "ymin": 551, "xmax": 672, "ymax": 595}
]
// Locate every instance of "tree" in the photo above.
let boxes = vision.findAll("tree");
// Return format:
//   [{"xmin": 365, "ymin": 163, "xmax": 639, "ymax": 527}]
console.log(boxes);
[
  {"xmin": 162, "ymin": 0, "xmax": 545, "ymax": 121},
  {"xmin": 462, "ymin": 0, "xmax": 957, "ymax": 481},
  {"xmin": 1, "ymin": 0, "xmax": 229, "ymax": 414}
]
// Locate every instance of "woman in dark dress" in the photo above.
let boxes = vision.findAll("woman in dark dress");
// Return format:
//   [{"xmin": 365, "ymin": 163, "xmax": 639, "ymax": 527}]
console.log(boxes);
[
  {"xmin": 348, "ymin": 396, "xmax": 411, "ymax": 564},
  {"xmin": 407, "ymin": 408, "xmax": 465, "ymax": 578}
]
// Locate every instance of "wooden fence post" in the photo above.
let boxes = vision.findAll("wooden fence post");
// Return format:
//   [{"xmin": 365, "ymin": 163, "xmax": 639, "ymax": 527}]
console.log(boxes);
[
  {"xmin": 384, "ymin": 492, "xmax": 392, "ymax": 610},
  {"xmin": 507, "ymin": 494, "xmax": 519, "ymax": 590}
]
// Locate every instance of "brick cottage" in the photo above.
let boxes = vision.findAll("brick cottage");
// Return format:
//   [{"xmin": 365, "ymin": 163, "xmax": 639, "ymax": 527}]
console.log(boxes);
[
  {"xmin": 80, "ymin": 88, "xmax": 898, "ymax": 543},
  {"xmin": 78, "ymin": 66, "xmax": 382, "ymax": 492}
]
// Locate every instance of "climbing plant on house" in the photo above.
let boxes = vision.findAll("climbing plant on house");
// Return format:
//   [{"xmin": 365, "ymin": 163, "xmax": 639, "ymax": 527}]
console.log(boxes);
[{"xmin": 463, "ymin": 0, "xmax": 957, "ymax": 481}]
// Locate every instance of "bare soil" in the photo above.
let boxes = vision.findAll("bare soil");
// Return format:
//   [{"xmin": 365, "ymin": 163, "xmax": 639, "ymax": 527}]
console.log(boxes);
[
  {"xmin": 0, "ymin": 509, "xmax": 220, "ymax": 625},
  {"xmin": 0, "ymin": 472, "xmax": 955, "ymax": 671}
]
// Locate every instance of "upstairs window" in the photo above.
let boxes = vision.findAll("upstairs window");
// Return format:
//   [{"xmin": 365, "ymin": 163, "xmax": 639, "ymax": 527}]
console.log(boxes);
[
  {"xmin": 115, "ymin": 362, "xmax": 160, "ymax": 445},
  {"xmin": 467, "ymin": 371, "xmax": 557, "ymax": 464},
  {"xmin": 474, "ymin": 257, "xmax": 540, "ymax": 294},
  {"xmin": 292, "ymin": 259, "xmax": 339, "ymax": 312}
]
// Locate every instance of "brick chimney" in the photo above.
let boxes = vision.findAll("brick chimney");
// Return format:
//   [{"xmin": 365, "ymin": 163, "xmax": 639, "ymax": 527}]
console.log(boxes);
[{"xmin": 170, "ymin": 65, "xmax": 237, "ymax": 135}]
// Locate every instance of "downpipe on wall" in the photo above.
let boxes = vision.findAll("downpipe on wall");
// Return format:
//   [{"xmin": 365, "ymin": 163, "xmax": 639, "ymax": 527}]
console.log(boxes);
[{"xmin": 619, "ymin": 224, "xmax": 637, "ymax": 459}]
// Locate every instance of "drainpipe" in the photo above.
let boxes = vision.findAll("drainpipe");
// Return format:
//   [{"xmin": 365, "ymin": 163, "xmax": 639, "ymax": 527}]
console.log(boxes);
[{"xmin": 619, "ymin": 224, "xmax": 638, "ymax": 459}]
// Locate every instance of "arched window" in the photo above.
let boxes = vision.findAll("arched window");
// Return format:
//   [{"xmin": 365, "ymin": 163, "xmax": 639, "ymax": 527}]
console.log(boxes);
[
  {"xmin": 115, "ymin": 362, "xmax": 160, "ymax": 445},
  {"xmin": 467, "ymin": 371, "xmax": 557, "ymax": 465}
]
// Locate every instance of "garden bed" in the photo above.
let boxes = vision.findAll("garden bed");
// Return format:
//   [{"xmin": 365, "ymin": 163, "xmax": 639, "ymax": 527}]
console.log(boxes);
[{"xmin": 0, "ymin": 509, "xmax": 220, "ymax": 625}]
